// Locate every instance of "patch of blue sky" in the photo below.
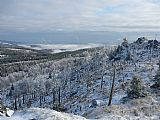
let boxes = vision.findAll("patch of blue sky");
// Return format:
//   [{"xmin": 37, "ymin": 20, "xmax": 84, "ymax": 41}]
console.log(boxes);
[
  {"xmin": 96, "ymin": 4, "xmax": 127, "ymax": 15},
  {"xmin": 150, "ymin": 0, "xmax": 160, "ymax": 4}
]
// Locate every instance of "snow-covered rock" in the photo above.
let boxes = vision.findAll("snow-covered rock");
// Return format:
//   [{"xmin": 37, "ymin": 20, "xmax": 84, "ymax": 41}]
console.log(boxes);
[
  {"xmin": 6, "ymin": 108, "xmax": 14, "ymax": 117},
  {"xmin": 0, "ymin": 106, "xmax": 14, "ymax": 117}
]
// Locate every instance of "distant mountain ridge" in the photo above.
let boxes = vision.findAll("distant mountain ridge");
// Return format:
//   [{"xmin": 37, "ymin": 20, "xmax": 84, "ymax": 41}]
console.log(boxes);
[{"xmin": 0, "ymin": 40, "xmax": 21, "ymax": 45}]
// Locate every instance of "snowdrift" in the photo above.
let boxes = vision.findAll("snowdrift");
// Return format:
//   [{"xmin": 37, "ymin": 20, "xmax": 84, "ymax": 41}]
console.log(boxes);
[{"xmin": 0, "ymin": 108, "xmax": 87, "ymax": 120}]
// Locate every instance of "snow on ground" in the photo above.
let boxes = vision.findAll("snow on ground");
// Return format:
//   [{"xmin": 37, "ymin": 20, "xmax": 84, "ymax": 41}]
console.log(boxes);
[
  {"xmin": 1, "ymin": 40, "xmax": 160, "ymax": 120},
  {"xmin": 86, "ymin": 95, "xmax": 160, "ymax": 120},
  {"xmin": 3, "ymin": 60, "xmax": 156, "ymax": 120},
  {"xmin": 20, "ymin": 43, "xmax": 103, "ymax": 53},
  {"xmin": 0, "ymin": 108, "xmax": 87, "ymax": 120},
  {"xmin": 6, "ymin": 48, "xmax": 22, "ymax": 51},
  {"xmin": 0, "ymin": 55, "xmax": 6, "ymax": 57},
  {"xmin": 80, "ymin": 59, "xmax": 160, "ymax": 120}
]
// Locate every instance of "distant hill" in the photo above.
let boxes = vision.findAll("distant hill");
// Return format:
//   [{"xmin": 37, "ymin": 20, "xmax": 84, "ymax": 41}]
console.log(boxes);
[{"xmin": 0, "ymin": 40, "xmax": 21, "ymax": 45}]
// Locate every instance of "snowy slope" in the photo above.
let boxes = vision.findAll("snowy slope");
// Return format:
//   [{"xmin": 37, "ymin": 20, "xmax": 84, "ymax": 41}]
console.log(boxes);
[
  {"xmin": 0, "ymin": 108, "xmax": 87, "ymax": 120},
  {"xmin": 1, "ymin": 37, "xmax": 160, "ymax": 120}
]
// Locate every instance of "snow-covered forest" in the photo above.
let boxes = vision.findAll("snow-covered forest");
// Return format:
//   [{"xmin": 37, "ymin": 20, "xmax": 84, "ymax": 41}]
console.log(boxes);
[{"xmin": 0, "ymin": 37, "xmax": 160, "ymax": 120}]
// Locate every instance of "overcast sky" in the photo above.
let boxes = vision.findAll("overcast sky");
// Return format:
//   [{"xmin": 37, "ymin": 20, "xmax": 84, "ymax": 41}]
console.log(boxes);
[
  {"xmin": 0, "ymin": 0, "xmax": 160, "ymax": 32},
  {"xmin": 0, "ymin": 0, "xmax": 160, "ymax": 43}
]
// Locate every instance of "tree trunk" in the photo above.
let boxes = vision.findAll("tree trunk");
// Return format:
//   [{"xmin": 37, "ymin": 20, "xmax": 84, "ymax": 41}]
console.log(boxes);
[
  {"xmin": 34, "ymin": 91, "xmax": 36, "ymax": 99},
  {"xmin": 14, "ymin": 97, "xmax": 17, "ymax": 110},
  {"xmin": 18, "ymin": 97, "xmax": 21, "ymax": 108},
  {"xmin": 40, "ymin": 96, "xmax": 42, "ymax": 107},
  {"xmin": 52, "ymin": 89, "xmax": 55, "ymax": 106},
  {"xmin": 58, "ymin": 87, "xmax": 61, "ymax": 105},
  {"xmin": 22, "ymin": 94, "xmax": 25, "ymax": 104},
  {"xmin": 101, "ymin": 75, "xmax": 103, "ymax": 89},
  {"xmin": 108, "ymin": 66, "xmax": 116, "ymax": 106}
]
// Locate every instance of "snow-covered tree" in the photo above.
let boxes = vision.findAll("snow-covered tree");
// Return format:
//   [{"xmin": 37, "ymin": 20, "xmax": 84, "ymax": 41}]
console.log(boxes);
[
  {"xmin": 151, "ymin": 62, "xmax": 160, "ymax": 89},
  {"xmin": 127, "ymin": 76, "xmax": 146, "ymax": 98}
]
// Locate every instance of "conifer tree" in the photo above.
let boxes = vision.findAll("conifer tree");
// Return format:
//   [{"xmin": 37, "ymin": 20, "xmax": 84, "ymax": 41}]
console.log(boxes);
[
  {"xmin": 127, "ymin": 76, "xmax": 146, "ymax": 98},
  {"xmin": 151, "ymin": 62, "xmax": 160, "ymax": 88}
]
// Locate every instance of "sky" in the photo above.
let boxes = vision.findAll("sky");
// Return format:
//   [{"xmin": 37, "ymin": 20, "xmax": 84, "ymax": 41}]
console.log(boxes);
[{"xmin": 0, "ymin": 0, "xmax": 160, "ymax": 43}]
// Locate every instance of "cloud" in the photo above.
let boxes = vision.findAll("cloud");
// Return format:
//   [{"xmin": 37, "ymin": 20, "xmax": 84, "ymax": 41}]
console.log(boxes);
[{"xmin": 0, "ymin": 0, "xmax": 160, "ymax": 32}]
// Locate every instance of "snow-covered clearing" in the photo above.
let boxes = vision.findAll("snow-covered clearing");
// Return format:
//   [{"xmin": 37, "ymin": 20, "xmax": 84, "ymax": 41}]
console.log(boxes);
[{"xmin": 20, "ymin": 43, "xmax": 103, "ymax": 53}]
